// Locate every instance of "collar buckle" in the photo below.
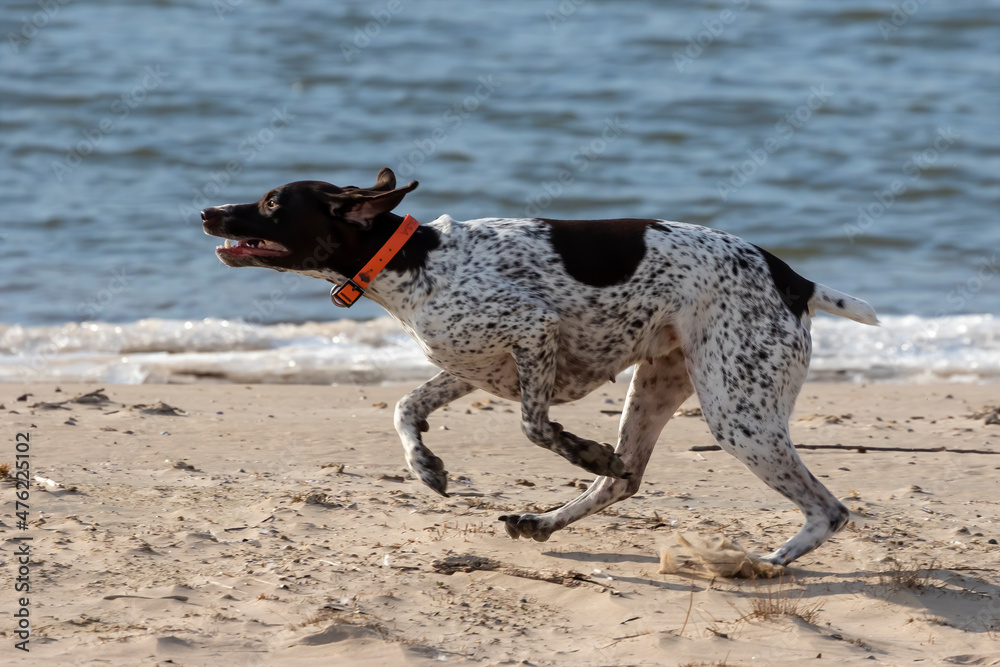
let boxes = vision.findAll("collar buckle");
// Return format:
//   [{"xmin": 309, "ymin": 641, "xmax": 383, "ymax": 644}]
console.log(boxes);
[{"xmin": 330, "ymin": 279, "xmax": 364, "ymax": 308}]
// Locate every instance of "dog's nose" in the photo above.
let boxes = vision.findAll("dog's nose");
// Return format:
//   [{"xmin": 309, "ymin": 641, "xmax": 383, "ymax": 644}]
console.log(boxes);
[{"xmin": 201, "ymin": 206, "xmax": 226, "ymax": 224}]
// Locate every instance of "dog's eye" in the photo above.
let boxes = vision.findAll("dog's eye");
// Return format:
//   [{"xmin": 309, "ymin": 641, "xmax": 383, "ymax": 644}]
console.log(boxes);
[{"xmin": 266, "ymin": 199, "xmax": 278, "ymax": 209}]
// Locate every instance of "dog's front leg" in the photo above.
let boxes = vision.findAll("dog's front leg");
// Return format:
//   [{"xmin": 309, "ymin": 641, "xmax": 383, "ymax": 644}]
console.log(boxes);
[
  {"xmin": 394, "ymin": 371, "xmax": 475, "ymax": 497},
  {"xmin": 501, "ymin": 350, "xmax": 692, "ymax": 541},
  {"xmin": 512, "ymin": 312, "xmax": 629, "ymax": 480}
]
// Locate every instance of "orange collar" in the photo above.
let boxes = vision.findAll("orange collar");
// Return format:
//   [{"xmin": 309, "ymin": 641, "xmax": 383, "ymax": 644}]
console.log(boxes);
[{"xmin": 330, "ymin": 214, "xmax": 421, "ymax": 308}]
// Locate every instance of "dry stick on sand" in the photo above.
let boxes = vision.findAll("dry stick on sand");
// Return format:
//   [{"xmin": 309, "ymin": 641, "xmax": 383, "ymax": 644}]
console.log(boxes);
[
  {"xmin": 432, "ymin": 555, "xmax": 612, "ymax": 590},
  {"xmin": 690, "ymin": 443, "xmax": 1000, "ymax": 455}
]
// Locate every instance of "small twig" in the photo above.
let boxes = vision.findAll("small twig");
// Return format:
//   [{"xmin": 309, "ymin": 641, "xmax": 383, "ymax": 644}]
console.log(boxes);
[
  {"xmin": 680, "ymin": 580, "xmax": 695, "ymax": 636},
  {"xmin": 250, "ymin": 577, "xmax": 278, "ymax": 587},
  {"xmin": 597, "ymin": 632, "xmax": 649, "ymax": 649},
  {"xmin": 103, "ymin": 594, "xmax": 188, "ymax": 601}
]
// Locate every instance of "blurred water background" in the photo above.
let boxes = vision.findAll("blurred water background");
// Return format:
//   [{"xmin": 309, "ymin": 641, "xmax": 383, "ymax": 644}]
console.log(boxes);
[{"xmin": 1, "ymin": 0, "xmax": 997, "ymax": 383}]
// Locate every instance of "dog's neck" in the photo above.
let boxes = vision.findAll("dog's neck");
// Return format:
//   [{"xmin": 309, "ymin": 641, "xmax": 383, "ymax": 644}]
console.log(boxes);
[{"xmin": 323, "ymin": 212, "xmax": 442, "ymax": 311}]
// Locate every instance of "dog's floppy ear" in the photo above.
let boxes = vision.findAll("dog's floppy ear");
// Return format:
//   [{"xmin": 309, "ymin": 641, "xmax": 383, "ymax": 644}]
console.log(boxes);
[{"xmin": 328, "ymin": 178, "xmax": 418, "ymax": 229}]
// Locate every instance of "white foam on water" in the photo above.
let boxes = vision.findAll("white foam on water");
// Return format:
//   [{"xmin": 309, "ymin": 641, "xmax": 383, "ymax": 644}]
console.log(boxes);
[
  {"xmin": 809, "ymin": 313, "xmax": 998, "ymax": 383},
  {"xmin": 0, "ymin": 318, "xmax": 435, "ymax": 385},
  {"xmin": 1, "ymin": 314, "xmax": 997, "ymax": 385}
]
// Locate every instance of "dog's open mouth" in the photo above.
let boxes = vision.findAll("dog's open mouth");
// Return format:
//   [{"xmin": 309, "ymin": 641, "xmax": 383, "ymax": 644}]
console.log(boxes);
[{"xmin": 216, "ymin": 238, "xmax": 291, "ymax": 258}]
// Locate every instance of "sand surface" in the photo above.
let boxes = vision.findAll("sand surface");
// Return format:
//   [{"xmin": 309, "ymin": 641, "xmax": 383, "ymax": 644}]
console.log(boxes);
[{"xmin": 1, "ymin": 381, "xmax": 999, "ymax": 666}]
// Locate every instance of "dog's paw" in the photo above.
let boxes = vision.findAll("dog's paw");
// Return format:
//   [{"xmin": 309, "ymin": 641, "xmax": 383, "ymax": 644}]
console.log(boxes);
[
  {"xmin": 558, "ymin": 432, "xmax": 630, "ymax": 479},
  {"xmin": 407, "ymin": 447, "xmax": 449, "ymax": 497},
  {"xmin": 759, "ymin": 549, "xmax": 791, "ymax": 567},
  {"xmin": 498, "ymin": 514, "xmax": 552, "ymax": 542}
]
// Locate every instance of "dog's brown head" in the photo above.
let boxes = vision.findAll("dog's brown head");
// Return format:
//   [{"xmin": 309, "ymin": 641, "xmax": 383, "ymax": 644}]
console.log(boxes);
[{"xmin": 201, "ymin": 168, "xmax": 419, "ymax": 277}]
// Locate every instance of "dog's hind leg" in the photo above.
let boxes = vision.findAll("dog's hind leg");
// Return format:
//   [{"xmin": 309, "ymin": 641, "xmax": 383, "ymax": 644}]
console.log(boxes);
[
  {"xmin": 686, "ymin": 316, "xmax": 848, "ymax": 566},
  {"xmin": 394, "ymin": 371, "xmax": 475, "ymax": 497},
  {"xmin": 512, "ymin": 311, "xmax": 629, "ymax": 479},
  {"xmin": 501, "ymin": 349, "xmax": 693, "ymax": 541}
]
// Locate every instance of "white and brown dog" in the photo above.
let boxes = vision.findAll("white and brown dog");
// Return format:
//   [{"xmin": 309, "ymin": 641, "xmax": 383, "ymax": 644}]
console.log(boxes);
[{"xmin": 202, "ymin": 168, "xmax": 878, "ymax": 566}]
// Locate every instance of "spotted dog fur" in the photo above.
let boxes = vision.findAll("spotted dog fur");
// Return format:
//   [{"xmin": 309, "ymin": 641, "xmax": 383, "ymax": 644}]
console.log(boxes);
[{"xmin": 202, "ymin": 168, "xmax": 879, "ymax": 566}]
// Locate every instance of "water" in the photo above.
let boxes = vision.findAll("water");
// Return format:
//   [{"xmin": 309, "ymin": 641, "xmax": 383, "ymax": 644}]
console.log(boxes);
[{"xmin": 1, "ymin": 0, "xmax": 998, "ymax": 383}]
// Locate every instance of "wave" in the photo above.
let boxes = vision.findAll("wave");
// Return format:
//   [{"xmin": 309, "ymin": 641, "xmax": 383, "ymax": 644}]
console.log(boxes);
[{"xmin": 1, "ymin": 314, "xmax": 997, "ymax": 385}]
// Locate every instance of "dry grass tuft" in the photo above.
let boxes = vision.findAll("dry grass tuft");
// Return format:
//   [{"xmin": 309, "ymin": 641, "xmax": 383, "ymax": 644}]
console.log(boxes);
[
  {"xmin": 680, "ymin": 656, "xmax": 749, "ymax": 667},
  {"xmin": 736, "ymin": 583, "xmax": 822, "ymax": 625},
  {"xmin": 876, "ymin": 557, "xmax": 937, "ymax": 592}
]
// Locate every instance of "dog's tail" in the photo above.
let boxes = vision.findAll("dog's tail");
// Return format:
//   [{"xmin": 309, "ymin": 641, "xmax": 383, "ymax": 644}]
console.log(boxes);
[{"xmin": 808, "ymin": 284, "xmax": 880, "ymax": 325}]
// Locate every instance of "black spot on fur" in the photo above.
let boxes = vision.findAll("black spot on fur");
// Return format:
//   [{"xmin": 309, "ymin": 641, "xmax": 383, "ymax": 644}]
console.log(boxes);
[
  {"xmin": 541, "ymin": 218, "xmax": 663, "ymax": 287},
  {"xmin": 752, "ymin": 245, "xmax": 815, "ymax": 319}
]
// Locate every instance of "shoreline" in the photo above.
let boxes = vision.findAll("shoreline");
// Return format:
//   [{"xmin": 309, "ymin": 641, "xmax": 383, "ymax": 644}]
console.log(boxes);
[
  {"xmin": 1, "ymin": 381, "xmax": 998, "ymax": 664},
  {"xmin": 3, "ymin": 313, "xmax": 998, "ymax": 385}
]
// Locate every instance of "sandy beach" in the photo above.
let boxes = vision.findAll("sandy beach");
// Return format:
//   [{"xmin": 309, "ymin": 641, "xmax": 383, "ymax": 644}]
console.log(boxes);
[{"xmin": 1, "ymin": 380, "xmax": 998, "ymax": 665}]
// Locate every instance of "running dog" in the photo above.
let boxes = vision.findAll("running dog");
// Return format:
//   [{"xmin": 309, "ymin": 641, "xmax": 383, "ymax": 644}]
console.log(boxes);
[{"xmin": 201, "ymin": 168, "xmax": 878, "ymax": 565}]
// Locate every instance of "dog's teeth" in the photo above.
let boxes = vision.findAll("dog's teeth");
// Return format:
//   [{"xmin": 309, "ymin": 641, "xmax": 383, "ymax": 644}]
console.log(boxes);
[{"xmin": 224, "ymin": 238, "xmax": 232, "ymax": 248}]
